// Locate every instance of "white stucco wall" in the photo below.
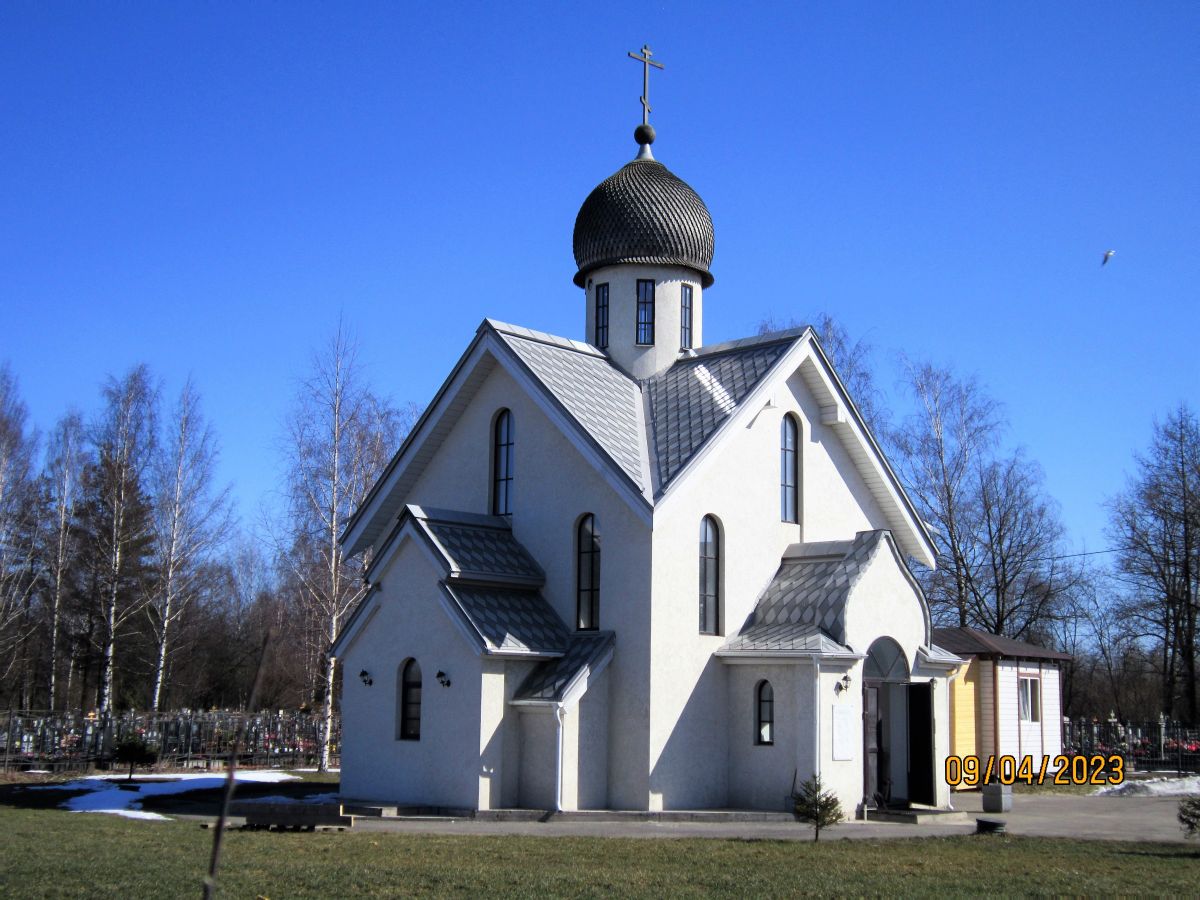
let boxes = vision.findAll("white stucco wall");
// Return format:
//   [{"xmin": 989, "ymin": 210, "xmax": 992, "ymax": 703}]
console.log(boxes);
[
  {"xmin": 583, "ymin": 263, "xmax": 704, "ymax": 379},
  {"xmin": 403, "ymin": 362, "xmax": 653, "ymax": 810},
  {"xmin": 726, "ymin": 663, "xmax": 812, "ymax": 811},
  {"xmin": 338, "ymin": 538, "xmax": 484, "ymax": 809},
  {"xmin": 518, "ymin": 709, "xmax": 557, "ymax": 809}
]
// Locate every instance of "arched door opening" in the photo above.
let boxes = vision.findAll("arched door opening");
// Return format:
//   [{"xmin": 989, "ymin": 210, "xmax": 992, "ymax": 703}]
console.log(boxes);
[{"xmin": 862, "ymin": 637, "xmax": 934, "ymax": 809}]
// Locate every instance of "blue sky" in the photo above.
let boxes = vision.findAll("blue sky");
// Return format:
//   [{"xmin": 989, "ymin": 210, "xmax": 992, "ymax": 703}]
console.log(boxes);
[{"xmin": 2, "ymin": 2, "xmax": 1197, "ymax": 554}]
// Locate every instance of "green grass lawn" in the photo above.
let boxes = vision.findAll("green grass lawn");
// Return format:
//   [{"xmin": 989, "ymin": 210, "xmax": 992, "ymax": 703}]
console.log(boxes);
[{"xmin": 0, "ymin": 807, "xmax": 1196, "ymax": 898}]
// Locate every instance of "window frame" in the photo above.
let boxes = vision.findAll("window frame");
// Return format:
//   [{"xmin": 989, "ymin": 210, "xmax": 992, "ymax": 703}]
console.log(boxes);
[
  {"xmin": 1018, "ymin": 675, "xmax": 1041, "ymax": 723},
  {"xmin": 491, "ymin": 409, "xmax": 513, "ymax": 517},
  {"xmin": 680, "ymin": 284, "xmax": 693, "ymax": 350},
  {"xmin": 756, "ymin": 680, "xmax": 774, "ymax": 745},
  {"xmin": 636, "ymin": 279, "xmax": 655, "ymax": 345},
  {"xmin": 576, "ymin": 513, "xmax": 601, "ymax": 631},
  {"xmin": 699, "ymin": 515, "xmax": 721, "ymax": 635},
  {"xmin": 595, "ymin": 283, "xmax": 609, "ymax": 350},
  {"xmin": 781, "ymin": 414, "xmax": 799, "ymax": 523},
  {"xmin": 398, "ymin": 659, "xmax": 422, "ymax": 741}
]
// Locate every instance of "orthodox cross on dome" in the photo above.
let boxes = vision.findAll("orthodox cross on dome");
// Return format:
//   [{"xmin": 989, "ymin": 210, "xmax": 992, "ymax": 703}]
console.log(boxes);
[{"xmin": 627, "ymin": 44, "xmax": 664, "ymax": 126}]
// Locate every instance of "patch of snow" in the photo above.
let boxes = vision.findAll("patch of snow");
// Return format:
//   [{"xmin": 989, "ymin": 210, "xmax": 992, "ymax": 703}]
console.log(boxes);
[
  {"xmin": 31, "ymin": 770, "xmax": 301, "ymax": 821},
  {"xmin": 1096, "ymin": 775, "xmax": 1200, "ymax": 797},
  {"xmin": 24, "ymin": 769, "xmax": 51, "ymax": 774}
]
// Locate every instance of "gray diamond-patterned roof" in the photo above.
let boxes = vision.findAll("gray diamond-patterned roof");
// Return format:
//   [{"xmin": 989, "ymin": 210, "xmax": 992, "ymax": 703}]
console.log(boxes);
[
  {"xmin": 426, "ymin": 519, "xmax": 542, "ymax": 580},
  {"xmin": 725, "ymin": 531, "xmax": 885, "ymax": 652},
  {"xmin": 514, "ymin": 631, "xmax": 614, "ymax": 702},
  {"xmin": 572, "ymin": 159, "xmax": 714, "ymax": 287},
  {"xmin": 645, "ymin": 341, "xmax": 792, "ymax": 489},
  {"xmin": 501, "ymin": 334, "xmax": 645, "ymax": 489},
  {"xmin": 447, "ymin": 584, "xmax": 569, "ymax": 655}
]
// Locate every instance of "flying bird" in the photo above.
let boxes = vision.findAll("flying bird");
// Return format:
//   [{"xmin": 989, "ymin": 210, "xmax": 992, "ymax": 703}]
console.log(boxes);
[{"xmin": 1102, "ymin": 250, "xmax": 1116, "ymax": 266}]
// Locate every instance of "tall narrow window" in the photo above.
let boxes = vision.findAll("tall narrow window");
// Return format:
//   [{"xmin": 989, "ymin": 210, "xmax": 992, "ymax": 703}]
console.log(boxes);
[
  {"xmin": 398, "ymin": 659, "xmax": 422, "ymax": 740},
  {"xmin": 781, "ymin": 414, "xmax": 799, "ymax": 523},
  {"xmin": 636, "ymin": 279, "xmax": 655, "ymax": 345},
  {"xmin": 595, "ymin": 283, "xmax": 609, "ymax": 350},
  {"xmin": 576, "ymin": 514, "xmax": 600, "ymax": 630},
  {"xmin": 699, "ymin": 515, "xmax": 720, "ymax": 634},
  {"xmin": 492, "ymin": 409, "xmax": 513, "ymax": 516},
  {"xmin": 1019, "ymin": 676, "xmax": 1041, "ymax": 722},
  {"xmin": 756, "ymin": 680, "xmax": 774, "ymax": 745},
  {"xmin": 680, "ymin": 284, "xmax": 693, "ymax": 349}
]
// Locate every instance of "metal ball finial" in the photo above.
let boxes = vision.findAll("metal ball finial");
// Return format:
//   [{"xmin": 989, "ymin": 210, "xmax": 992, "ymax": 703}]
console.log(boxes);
[{"xmin": 634, "ymin": 123, "xmax": 656, "ymax": 146}]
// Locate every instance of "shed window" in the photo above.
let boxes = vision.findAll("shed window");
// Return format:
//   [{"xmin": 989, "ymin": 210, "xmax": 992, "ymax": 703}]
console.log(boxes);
[
  {"xmin": 781, "ymin": 414, "xmax": 799, "ymax": 523},
  {"xmin": 576, "ymin": 514, "xmax": 601, "ymax": 630},
  {"xmin": 636, "ymin": 279, "xmax": 655, "ymax": 345},
  {"xmin": 756, "ymin": 681, "xmax": 774, "ymax": 745},
  {"xmin": 398, "ymin": 659, "xmax": 422, "ymax": 740},
  {"xmin": 1019, "ymin": 676, "xmax": 1041, "ymax": 722},
  {"xmin": 492, "ymin": 409, "xmax": 513, "ymax": 516},
  {"xmin": 699, "ymin": 515, "xmax": 721, "ymax": 634}
]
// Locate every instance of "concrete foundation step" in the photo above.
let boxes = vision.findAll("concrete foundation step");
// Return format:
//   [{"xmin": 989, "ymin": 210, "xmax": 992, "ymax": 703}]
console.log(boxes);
[
  {"xmin": 480, "ymin": 808, "xmax": 797, "ymax": 823},
  {"xmin": 865, "ymin": 806, "xmax": 970, "ymax": 825}
]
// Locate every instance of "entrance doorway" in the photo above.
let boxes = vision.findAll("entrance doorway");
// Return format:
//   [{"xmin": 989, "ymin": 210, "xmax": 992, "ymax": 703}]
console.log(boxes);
[{"xmin": 863, "ymin": 638, "xmax": 936, "ymax": 808}]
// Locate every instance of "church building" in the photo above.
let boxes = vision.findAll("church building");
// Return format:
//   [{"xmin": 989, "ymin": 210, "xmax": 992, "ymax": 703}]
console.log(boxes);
[{"xmin": 333, "ymin": 54, "xmax": 962, "ymax": 815}]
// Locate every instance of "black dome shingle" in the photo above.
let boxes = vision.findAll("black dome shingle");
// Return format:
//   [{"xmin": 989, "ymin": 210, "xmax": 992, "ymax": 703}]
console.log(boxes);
[{"xmin": 572, "ymin": 158, "xmax": 714, "ymax": 287}]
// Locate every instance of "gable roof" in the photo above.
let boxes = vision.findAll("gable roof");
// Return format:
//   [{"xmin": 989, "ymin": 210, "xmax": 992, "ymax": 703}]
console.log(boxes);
[
  {"xmin": 343, "ymin": 319, "xmax": 935, "ymax": 567},
  {"xmin": 335, "ymin": 505, "xmax": 567, "ymax": 660},
  {"xmin": 931, "ymin": 626, "xmax": 1072, "ymax": 662},
  {"xmin": 718, "ymin": 531, "xmax": 890, "ymax": 658},
  {"xmin": 644, "ymin": 330, "xmax": 800, "ymax": 488}
]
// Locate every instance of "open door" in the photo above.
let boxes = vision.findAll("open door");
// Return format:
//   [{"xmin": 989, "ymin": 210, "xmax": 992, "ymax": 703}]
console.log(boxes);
[
  {"xmin": 907, "ymin": 682, "xmax": 935, "ymax": 805},
  {"xmin": 863, "ymin": 685, "xmax": 880, "ymax": 806}
]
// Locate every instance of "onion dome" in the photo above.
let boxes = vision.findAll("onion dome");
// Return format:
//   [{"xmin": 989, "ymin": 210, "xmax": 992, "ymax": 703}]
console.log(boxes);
[{"xmin": 572, "ymin": 126, "xmax": 715, "ymax": 288}]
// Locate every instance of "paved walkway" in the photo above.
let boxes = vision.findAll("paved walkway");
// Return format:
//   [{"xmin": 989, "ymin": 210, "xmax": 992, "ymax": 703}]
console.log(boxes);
[{"xmin": 341, "ymin": 792, "xmax": 1192, "ymax": 843}]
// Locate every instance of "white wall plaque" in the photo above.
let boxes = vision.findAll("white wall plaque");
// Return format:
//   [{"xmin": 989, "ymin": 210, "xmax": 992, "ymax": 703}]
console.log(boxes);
[{"xmin": 832, "ymin": 704, "xmax": 857, "ymax": 761}]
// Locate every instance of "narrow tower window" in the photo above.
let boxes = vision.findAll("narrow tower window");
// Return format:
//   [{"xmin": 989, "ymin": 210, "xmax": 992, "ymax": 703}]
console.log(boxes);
[
  {"xmin": 492, "ymin": 409, "xmax": 513, "ymax": 517},
  {"xmin": 398, "ymin": 659, "xmax": 422, "ymax": 740},
  {"xmin": 680, "ymin": 284, "xmax": 693, "ymax": 349},
  {"xmin": 756, "ymin": 680, "xmax": 774, "ymax": 745},
  {"xmin": 595, "ymin": 283, "xmax": 609, "ymax": 349},
  {"xmin": 576, "ymin": 514, "xmax": 601, "ymax": 630},
  {"xmin": 636, "ymin": 279, "xmax": 655, "ymax": 345},
  {"xmin": 781, "ymin": 414, "xmax": 799, "ymax": 523},
  {"xmin": 699, "ymin": 515, "xmax": 720, "ymax": 634}
]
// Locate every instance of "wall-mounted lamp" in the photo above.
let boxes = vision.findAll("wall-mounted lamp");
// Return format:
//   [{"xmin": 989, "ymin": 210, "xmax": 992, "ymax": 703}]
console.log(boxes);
[
  {"xmin": 358, "ymin": 669, "xmax": 373, "ymax": 687},
  {"xmin": 834, "ymin": 673, "xmax": 853, "ymax": 694},
  {"xmin": 436, "ymin": 670, "xmax": 451, "ymax": 688}
]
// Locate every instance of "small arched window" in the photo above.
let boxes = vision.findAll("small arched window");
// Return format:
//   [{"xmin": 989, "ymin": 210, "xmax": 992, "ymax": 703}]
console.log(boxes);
[
  {"xmin": 492, "ymin": 409, "xmax": 513, "ymax": 516},
  {"xmin": 756, "ymin": 680, "xmax": 774, "ymax": 745},
  {"xmin": 699, "ymin": 515, "xmax": 721, "ymax": 635},
  {"xmin": 398, "ymin": 659, "xmax": 422, "ymax": 741},
  {"xmin": 576, "ymin": 514, "xmax": 600, "ymax": 630},
  {"xmin": 781, "ymin": 414, "xmax": 799, "ymax": 523}
]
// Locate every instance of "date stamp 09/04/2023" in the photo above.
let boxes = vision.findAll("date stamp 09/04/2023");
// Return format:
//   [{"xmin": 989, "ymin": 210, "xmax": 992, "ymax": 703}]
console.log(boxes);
[{"xmin": 944, "ymin": 754, "xmax": 1124, "ymax": 788}]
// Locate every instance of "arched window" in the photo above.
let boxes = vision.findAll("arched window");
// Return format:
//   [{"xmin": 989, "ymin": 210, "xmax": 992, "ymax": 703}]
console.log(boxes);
[
  {"xmin": 781, "ymin": 414, "xmax": 799, "ymax": 523},
  {"xmin": 576, "ymin": 514, "xmax": 600, "ymax": 630},
  {"xmin": 756, "ymin": 680, "xmax": 774, "ymax": 745},
  {"xmin": 699, "ymin": 515, "xmax": 721, "ymax": 634},
  {"xmin": 491, "ymin": 409, "xmax": 513, "ymax": 516},
  {"xmin": 397, "ymin": 659, "xmax": 422, "ymax": 741}
]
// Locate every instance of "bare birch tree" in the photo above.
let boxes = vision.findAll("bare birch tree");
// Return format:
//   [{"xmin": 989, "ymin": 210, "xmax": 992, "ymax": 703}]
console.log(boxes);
[
  {"xmin": 41, "ymin": 411, "xmax": 85, "ymax": 708},
  {"xmin": 281, "ymin": 326, "xmax": 407, "ymax": 770},
  {"xmin": 146, "ymin": 378, "xmax": 232, "ymax": 711},
  {"xmin": 89, "ymin": 365, "xmax": 158, "ymax": 715},
  {"xmin": 0, "ymin": 364, "xmax": 39, "ymax": 692}
]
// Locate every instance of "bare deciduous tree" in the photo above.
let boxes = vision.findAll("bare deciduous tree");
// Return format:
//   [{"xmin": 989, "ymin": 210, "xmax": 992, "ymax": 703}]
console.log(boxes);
[
  {"xmin": 280, "ymin": 326, "xmax": 410, "ymax": 769},
  {"xmin": 147, "ymin": 378, "xmax": 232, "ymax": 711},
  {"xmin": 89, "ymin": 365, "xmax": 158, "ymax": 715},
  {"xmin": 1108, "ymin": 405, "xmax": 1200, "ymax": 722},
  {"xmin": 0, "ymin": 364, "xmax": 39, "ymax": 694},
  {"xmin": 41, "ymin": 411, "xmax": 85, "ymax": 708}
]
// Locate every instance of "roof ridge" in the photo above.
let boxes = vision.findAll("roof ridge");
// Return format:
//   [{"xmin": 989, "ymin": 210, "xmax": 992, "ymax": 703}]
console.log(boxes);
[
  {"xmin": 688, "ymin": 326, "xmax": 810, "ymax": 360},
  {"xmin": 484, "ymin": 319, "xmax": 607, "ymax": 359},
  {"xmin": 406, "ymin": 504, "xmax": 511, "ymax": 530}
]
